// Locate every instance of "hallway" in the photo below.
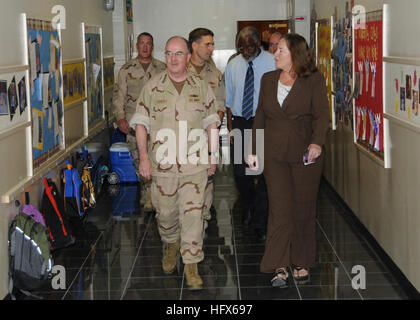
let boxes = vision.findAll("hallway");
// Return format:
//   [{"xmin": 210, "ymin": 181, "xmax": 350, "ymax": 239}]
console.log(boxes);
[{"xmin": 28, "ymin": 166, "xmax": 415, "ymax": 300}]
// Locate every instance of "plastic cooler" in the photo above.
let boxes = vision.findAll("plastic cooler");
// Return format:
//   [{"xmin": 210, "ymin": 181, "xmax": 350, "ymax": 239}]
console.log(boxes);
[
  {"xmin": 109, "ymin": 142, "xmax": 138, "ymax": 183},
  {"xmin": 112, "ymin": 184, "xmax": 140, "ymax": 220}
]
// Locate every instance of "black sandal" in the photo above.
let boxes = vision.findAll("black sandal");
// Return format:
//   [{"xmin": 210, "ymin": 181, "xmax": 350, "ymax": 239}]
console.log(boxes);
[
  {"xmin": 293, "ymin": 266, "xmax": 309, "ymax": 282},
  {"xmin": 271, "ymin": 268, "xmax": 288, "ymax": 288}
]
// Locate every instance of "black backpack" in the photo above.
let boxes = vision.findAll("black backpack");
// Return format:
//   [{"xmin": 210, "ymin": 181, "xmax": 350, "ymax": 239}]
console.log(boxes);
[{"xmin": 41, "ymin": 178, "xmax": 75, "ymax": 251}]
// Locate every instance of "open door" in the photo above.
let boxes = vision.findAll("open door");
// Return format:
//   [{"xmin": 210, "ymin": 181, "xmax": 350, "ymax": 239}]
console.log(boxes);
[{"xmin": 237, "ymin": 20, "xmax": 289, "ymax": 50}]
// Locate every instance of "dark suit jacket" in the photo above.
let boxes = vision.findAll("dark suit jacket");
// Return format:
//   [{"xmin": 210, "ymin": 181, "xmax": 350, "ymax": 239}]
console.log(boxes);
[{"xmin": 252, "ymin": 69, "xmax": 330, "ymax": 164}]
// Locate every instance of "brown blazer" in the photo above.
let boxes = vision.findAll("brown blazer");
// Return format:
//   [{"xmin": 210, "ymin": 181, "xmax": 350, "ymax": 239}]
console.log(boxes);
[{"xmin": 252, "ymin": 69, "xmax": 329, "ymax": 164}]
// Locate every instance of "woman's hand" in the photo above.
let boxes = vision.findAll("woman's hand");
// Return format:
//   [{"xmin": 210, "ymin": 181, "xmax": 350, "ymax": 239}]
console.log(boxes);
[
  {"xmin": 248, "ymin": 155, "xmax": 259, "ymax": 171},
  {"xmin": 307, "ymin": 144, "xmax": 322, "ymax": 163}
]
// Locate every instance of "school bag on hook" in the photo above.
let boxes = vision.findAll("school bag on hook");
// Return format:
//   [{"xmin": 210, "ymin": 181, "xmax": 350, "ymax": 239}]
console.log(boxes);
[
  {"xmin": 63, "ymin": 160, "xmax": 85, "ymax": 218},
  {"xmin": 41, "ymin": 177, "xmax": 75, "ymax": 250},
  {"xmin": 74, "ymin": 152, "xmax": 96, "ymax": 213}
]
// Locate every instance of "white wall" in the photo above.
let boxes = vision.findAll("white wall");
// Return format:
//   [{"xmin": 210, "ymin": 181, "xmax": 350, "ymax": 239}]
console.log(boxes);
[
  {"xmin": 294, "ymin": 0, "xmax": 310, "ymax": 43},
  {"xmin": 132, "ymin": 0, "xmax": 289, "ymax": 55}
]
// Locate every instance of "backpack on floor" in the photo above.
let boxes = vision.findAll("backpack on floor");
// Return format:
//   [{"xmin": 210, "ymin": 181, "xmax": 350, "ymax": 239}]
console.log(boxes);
[
  {"xmin": 90, "ymin": 155, "xmax": 109, "ymax": 196},
  {"xmin": 21, "ymin": 192, "xmax": 46, "ymax": 227},
  {"xmin": 9, "ymin": 210, "xmax": 53, "ymax": 298},
  {"xmin": 41, "ymin": 177, "xmax": 75, "ymax": 251},
  {"xmin": 63, "ymin": 161, "xmax": 84, "ymax": 218},
  {"xmin": 74, "ymin": 153, "xmax": 96, "ymax": 213},
  {"xmin": 81, "ymin": 162, "xmax": 96, "ymax": 211}
]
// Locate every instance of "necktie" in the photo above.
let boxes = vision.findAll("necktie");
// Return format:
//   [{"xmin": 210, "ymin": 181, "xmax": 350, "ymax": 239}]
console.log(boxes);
[{"xmin": 242, "ymin": 61, "xmax": 254, "ymax": 120}]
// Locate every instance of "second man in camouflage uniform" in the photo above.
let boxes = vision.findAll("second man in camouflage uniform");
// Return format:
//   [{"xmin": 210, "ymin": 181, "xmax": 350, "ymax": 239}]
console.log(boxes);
[
  {"xmin": 188, "ymin": 28, "xmax": 226, "ymax": 225},
  {"xmin": 112, "ymin": 32, "xmax": 166, "ymax": 211}
]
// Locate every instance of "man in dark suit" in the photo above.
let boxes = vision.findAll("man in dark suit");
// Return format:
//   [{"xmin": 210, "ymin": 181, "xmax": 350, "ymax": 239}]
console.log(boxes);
[{"xmin": 224, "ymin": 26, "xmax": 276, "ymax": 240}]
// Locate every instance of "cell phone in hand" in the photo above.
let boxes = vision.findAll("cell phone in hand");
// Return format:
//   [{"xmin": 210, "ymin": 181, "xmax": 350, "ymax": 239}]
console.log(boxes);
[{"xmin": 303, "ymin": 150, "xmax": 316, "ymax": 166}]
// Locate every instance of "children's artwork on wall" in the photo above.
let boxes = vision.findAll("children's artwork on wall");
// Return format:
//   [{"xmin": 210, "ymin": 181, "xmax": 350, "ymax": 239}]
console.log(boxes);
[
  {"xmin": 0, "ymin": 70, "xmax": 30, "ymax": 131},
  {"xmin": 62, "ymin": 62, "xmax": 86, "ymax": 106},
  {"xmin": 85, "ymin": 27, "xmax": 104, "ymax": 126},
  {"xmin": 126, "ymin": 0, "xmax": 133, "ymax": 22},
  {"xmin": 27, "ymin": 18, "xmax": 64, "ymax": 169},
  {"xmin": 413, "ymin": 90, "xmax": 418, "ymax": 116},
  {"xmin": 8, "ymin": 76, "xmax": 18, "ymax": 121},
  {"xmin": 354, "ymin": 14, "xmax": 383, "ymax": 160},
  {"xmin": 331, "ymin": 2, "xmax": 354, "ymax": 130},
  {"xmin": 0, "ymin": 80, "xmax": 8, "ymax": 115},
  {"xmin": 18, "ymin": 76, "xmax": 27, "ymax": 115},
  {"xmin": 103, "ymin": 57, "xmax": 115, "ymax": 89},
  {"xmin": 317, "ymin": 22, "xmax": 332, "ymax": 123},
  {"xmin": 385, "ymin": 62, "xmax": 420, "ymax": 127}
]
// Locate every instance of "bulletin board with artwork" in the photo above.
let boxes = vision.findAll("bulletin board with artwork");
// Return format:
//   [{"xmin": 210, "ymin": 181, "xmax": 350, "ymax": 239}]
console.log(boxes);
[
  {"xmin": 331, "ymin": 2, "xmax": 354, "ymax": 131},
  {"xmin": 62, "ymin": 61, "xmax": 86, "ymax": 106},
  {"xmin": 384, "ymin": 60, "xmax": 420, "ymax": 129},
  {"xmin": 103, "ymin": 57, "xmax": 115, "ymax": 89},
  {"xmin": 316, "ymin": 20, "xmax": 333, "ymax": 126},
  {"xmin": 353, "ymin": 11, "xmax": 383, "ymax": 160},
  {"xmin": 0, "ymin": 70, "xmax": 30, "ymax": 132},
  {"xmin": 126, "ymin": 0, "xmax": 133, "ymax": 23},
  {"xmin": 84, "ymin": 26, "xmax": 104, "ymax": 126},
  {"xmin": 26, "ymin": 18, "xmax": 64, "ymax": 169}
]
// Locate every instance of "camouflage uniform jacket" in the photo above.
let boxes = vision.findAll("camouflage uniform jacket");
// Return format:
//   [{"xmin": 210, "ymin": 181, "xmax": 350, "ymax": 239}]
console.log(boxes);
[
  {"xmin": 187, "ymin": 60, "xmax": 226, "ymax": 114},
  {"xmin": 112, "ymin": 57, "xmax": 166, "ymax": 123},
  {"xmin": 129, "ymin": 70, "xmax": 221, "ymax": 177}
]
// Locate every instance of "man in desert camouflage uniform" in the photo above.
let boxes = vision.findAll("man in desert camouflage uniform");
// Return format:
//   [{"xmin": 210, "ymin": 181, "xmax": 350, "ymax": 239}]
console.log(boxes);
[
  {"xmin": 188, "ymin": 28, "xmax": 226, "ymax": 225},
  {"xmin": 130, "ymin": 36, "xmax": 220, "ymax": 291},
  {"xmin": 112, "ymin": 32, "xmax": 166, "ymax": 211}
]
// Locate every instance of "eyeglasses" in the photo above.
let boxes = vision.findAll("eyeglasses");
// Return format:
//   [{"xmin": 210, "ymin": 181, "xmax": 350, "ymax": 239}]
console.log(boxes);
[{"xmin": 165, "ymin": 51, "xmax": 187, "ymax": 57}]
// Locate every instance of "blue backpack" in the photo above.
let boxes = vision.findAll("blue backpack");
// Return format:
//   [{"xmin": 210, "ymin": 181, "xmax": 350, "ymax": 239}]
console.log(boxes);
[{"xmin": 63, "ymin": 160, "xmax": 85, "ymax": 218}]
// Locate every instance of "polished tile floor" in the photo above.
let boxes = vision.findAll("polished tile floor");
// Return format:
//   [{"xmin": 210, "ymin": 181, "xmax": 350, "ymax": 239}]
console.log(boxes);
[{"xmin": 29, "ymin": 165, "xmax": 417, "ymax": 300}]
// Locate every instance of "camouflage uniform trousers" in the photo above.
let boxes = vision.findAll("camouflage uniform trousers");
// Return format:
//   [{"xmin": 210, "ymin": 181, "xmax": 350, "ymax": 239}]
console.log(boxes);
[
  {"xmin": 126, "ymin": 134, "xmax": 152, "ymax": 209},
  {"xmin": 202, "ymin": 176, "xmax": 214, "ymax": 222},
  {"xmin": 151, "ymin": 170, "xmax": 208, "ymax": 264}
]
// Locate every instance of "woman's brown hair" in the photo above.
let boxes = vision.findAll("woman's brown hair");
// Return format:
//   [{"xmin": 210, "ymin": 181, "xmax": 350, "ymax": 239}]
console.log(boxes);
[{"xmin": 281, "ymin": 33, "xmax": 317, "ymax": 77}]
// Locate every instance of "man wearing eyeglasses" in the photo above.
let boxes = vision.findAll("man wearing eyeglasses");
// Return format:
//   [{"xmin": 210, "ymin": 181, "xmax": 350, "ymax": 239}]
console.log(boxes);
[
  {"xmin": 112, "ymin": 32, "xmax": 166, "ymax": 212},
  {"xmin": 187, "ymin": 28, "xmax": 225, "ymax": 228},
  {"xmin": 224, "ymin": 26, "xmax": 275, "ymax": 241},
  {"xmin": 130, "ymin": 36, "xmax": 220, "ymax": 291}
]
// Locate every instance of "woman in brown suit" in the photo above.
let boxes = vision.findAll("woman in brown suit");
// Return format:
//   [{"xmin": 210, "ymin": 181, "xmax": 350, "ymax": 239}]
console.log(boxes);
[{"xmin": 248, "ymin": 33, "xmax": 329, "ymax": 288}]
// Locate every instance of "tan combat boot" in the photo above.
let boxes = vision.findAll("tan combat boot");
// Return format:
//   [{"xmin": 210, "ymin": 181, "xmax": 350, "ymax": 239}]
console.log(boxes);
[
  {"xmin": 162, "ymin": 242, "xmax": 180, "ymax": 274},
  {"xmin": 185, "ymin": 263, "xmax": 203, "ymax": 290}
]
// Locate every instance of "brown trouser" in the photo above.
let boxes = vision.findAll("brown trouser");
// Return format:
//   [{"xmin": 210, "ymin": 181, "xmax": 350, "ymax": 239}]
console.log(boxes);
[{"xmin": 260, "ymin": 154, "xmax": 324, "ymax": 274}]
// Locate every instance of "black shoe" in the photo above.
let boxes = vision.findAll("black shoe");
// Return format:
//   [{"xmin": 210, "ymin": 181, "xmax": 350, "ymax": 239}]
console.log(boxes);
[
  {"xmin": 242, "ymin": 208, "xmax": 252, "ymax": 226},
  {"xmin": 255, "ymin": 229, "xmax": 266, "ymax": 242},
  {"xmin": 210, "ymin": 205, "xmax": 216, "ymax": 215}
]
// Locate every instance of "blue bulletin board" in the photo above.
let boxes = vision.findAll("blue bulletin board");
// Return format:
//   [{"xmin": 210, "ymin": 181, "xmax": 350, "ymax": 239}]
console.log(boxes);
[
  {"xmin": 85, "ymin": 29, "xmax": 104, "ymax": 125},
  {"xmin": 27, "ymin": 19, "xmax": 64, "ymax": 168}
]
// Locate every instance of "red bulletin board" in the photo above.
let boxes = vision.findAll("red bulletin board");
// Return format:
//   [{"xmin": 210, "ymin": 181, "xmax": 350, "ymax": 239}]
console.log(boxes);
[{"xmin": 354, "ymin": 19, "xmax": 383, "ymax": 159}]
